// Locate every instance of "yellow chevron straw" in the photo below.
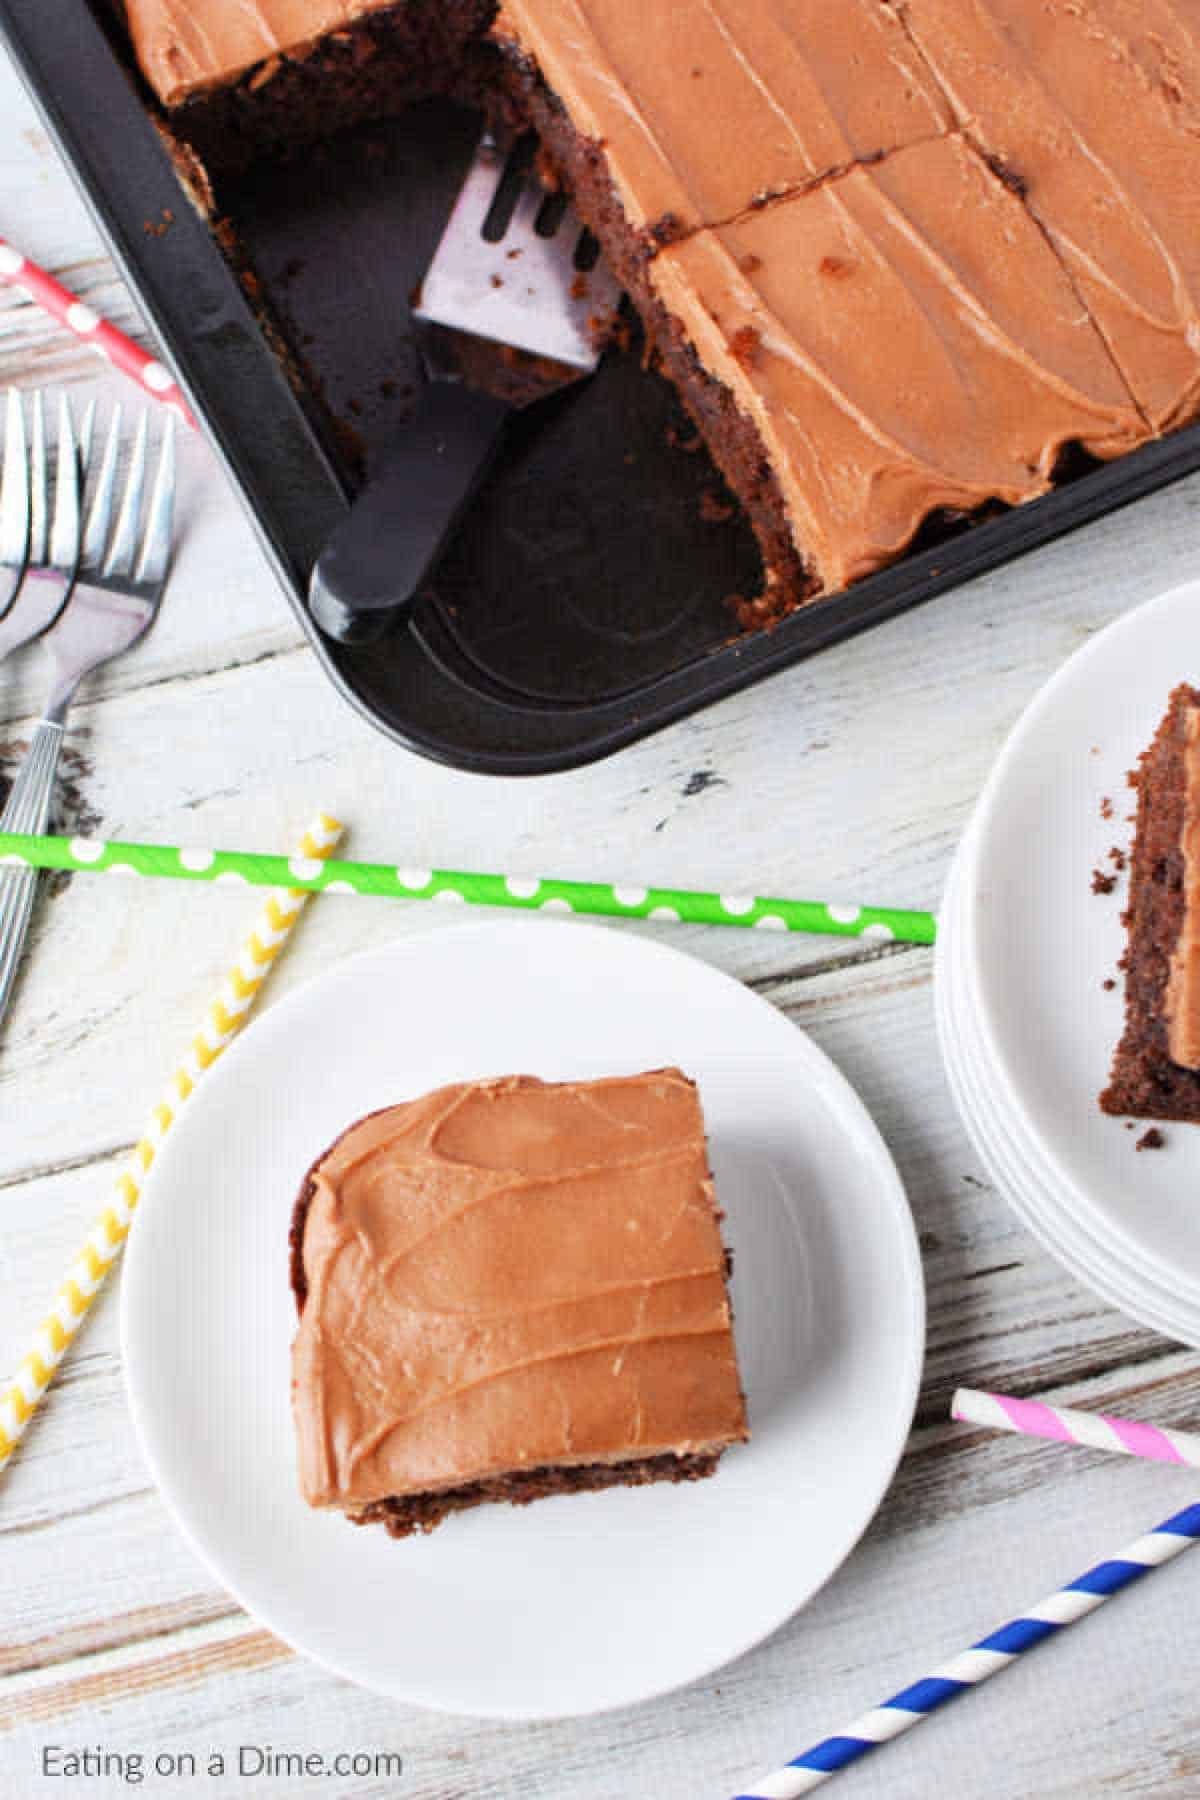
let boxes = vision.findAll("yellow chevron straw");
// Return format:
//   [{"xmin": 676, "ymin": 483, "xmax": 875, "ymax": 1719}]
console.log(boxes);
[{"xmin": 0, "ymin": 810, "xmax": 344, "ymax": 1476}]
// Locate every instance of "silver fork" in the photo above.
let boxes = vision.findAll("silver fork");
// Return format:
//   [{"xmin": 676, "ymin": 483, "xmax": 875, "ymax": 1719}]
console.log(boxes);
[
  {"xmin": 0, "ymin": 408, "xmax": 176, "ymax": 1029},
  {"xmin": 0, "ymin": 389, "xmax": 90, "ymax": 650}
]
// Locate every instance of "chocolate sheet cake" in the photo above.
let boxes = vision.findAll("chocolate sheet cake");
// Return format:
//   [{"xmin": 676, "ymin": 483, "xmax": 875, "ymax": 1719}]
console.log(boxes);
[
  {"xmin": 1101, "ymin": 686, "xmax": 1200, "ymax": 1123},
  {"xmin": 290, "ymin": 1071, "xmax": 748, "ymax": 1536},
  {"xmin": 122, "ymin": 0, "xmax": 1200, "ymax": 616}
]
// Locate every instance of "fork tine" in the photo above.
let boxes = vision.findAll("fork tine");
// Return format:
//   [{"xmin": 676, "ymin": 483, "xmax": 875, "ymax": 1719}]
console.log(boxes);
[
  {"xmin": 81, "ymin": 404, "xmax": 122, "ymax": 574},
  {"xmin": 0, "ymin": 390, "xmax": 29, "ymax": 568},
  {"xmin": 133, "ymin": 416, "xmax": 175, "ymax": 589},
  {"xmin": 49, "ymin": 394, "xmax": 81, "ymax": 575},
  {"xmin": 78, "ymin": 398, "xmax": 96, "ymax": 477},
  {"xmin": 28, "ymin": 391, "xmax": 47, "ymax": 565},
  {"xmin": 102, "ymin": 410, "xmax": 147, "ymax": 580}
]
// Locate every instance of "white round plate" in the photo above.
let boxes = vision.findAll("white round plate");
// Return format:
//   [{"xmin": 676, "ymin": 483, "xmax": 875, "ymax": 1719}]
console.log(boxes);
[{"xmin": 122, "ymin": 918, "xmax": 923, "ymax": 1719}]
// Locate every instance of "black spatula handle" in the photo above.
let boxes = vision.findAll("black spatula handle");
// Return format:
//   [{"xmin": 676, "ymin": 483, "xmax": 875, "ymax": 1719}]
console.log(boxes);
[{"xmin": 308, "ymin": 381, "xmax": 510, "ymax": 644}]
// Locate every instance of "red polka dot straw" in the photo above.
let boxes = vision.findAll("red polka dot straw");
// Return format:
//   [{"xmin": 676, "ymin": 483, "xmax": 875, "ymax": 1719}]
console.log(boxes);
[{"xmin": 0, "ymin": 235, "xmax": 197, "ymax": 429}]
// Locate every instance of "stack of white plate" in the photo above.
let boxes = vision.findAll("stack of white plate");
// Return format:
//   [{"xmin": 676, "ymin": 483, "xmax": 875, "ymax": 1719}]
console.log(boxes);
[{"xmin": 935, "ymin": 581, "xmax": 1200, "ymax": 1347}]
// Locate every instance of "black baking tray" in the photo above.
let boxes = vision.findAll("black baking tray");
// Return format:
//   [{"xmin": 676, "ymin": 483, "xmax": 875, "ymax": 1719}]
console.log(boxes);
[{"xmin": 7, "ymin": 0, "xmax": 1200, "ymax": 775}]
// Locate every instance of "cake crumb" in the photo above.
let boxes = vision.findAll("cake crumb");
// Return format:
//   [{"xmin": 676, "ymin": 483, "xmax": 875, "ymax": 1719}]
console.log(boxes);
[
  {"xmin": 728, "ymin": 325, "xmax": 762, "ymax": 369},
  {"xmin": 247, "ymin": 53, "xmax": 282, "ymax": 91},
  {"xmin": 819, "ymin": 254, "xmax": 857, "ymax": 280},
  {"xmin": 1091, "ymin": 868, "xmax": 1118, "ymax": 895},
  {"xmin": 570, "ymin": 273, "xmax": 588, "ymax": 300},
  {"xmin": 667, "ymin": 424, "xmax": 703, "ymax": 454},
  {"xmin": 490, "ymin": 274, "xmax": 503, "ymax": 289},
  {"xmin": 1136, "ymin": 1128, "xmax": 1166, "ymax": 1152},
  {"xmin": 648, "ymin": 213, "xmax": 687, "ymax": 249},
  {"xmin": 1103, "ymin": 978, "xmax": 1116, "ymax": 991},
  {"xmin": 1108, "ymin": 846, "xmax": 1127, "ymax": 871},
  {"xmin": 983, "ymin": 151, "xmax": 1028, "ymax": 198},
  {"xmin": 700, "ymin": 490, "xmax": 735, "ymax": 523},
  {"xmin": 738, "ymin": 253, "xmax": 764, "ymax": 275},
  {"xmin": 1100, "ymin": 795, "xmax": 1114, "ymax": 819}
]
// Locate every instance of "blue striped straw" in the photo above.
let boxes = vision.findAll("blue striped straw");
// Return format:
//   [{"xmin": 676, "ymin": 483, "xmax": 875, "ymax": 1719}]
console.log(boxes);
[{"xmin": 734, "ymin": 1501, "xmax": 1200, "ymax": 1798}]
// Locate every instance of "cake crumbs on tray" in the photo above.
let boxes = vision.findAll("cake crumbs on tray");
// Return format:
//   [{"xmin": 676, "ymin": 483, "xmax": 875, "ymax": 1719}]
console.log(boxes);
[
  {"xmin": 1136, "ymin": 1128, "xmax": 1166, "ymax": 1152},
  {"xmin": 1091, "ymin": 868, "xmax": 1118, "ymax": 895},
  {"xmin": 1100, "ymin": 795, "xmax": 1114, "ymax": 819}
]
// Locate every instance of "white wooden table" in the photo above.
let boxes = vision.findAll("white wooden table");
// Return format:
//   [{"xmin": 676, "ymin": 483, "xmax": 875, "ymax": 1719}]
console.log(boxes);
[{"xmin": 3, "ymin": 51, "xmax": 1200, "ymax": 1800}]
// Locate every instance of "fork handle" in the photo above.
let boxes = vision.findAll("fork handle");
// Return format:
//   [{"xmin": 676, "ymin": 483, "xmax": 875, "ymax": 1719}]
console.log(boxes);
[
  {"xmin": 0, "ymin": 720, "xmax": 64, "ymax": 1029},
  {"xmin": 308, "ymin": 382, "xmax": 510, "ymax": 644}
]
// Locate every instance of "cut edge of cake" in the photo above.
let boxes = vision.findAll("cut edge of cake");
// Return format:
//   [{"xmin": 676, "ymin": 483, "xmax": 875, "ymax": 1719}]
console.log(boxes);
[{"xmin": 1101, "ymin": 683, "xmax": 1200, "ymax": 1123}]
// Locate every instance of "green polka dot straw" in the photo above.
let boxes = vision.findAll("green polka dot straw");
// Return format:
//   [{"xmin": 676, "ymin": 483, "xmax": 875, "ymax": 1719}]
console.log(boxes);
[{"xmin": 0, "ymin": 830, "xmax": 936, "ymax": 946}]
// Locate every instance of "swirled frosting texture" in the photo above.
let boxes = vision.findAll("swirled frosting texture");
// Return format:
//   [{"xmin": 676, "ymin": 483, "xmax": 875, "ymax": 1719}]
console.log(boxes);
[
  {"xmin": 292, "ymin": 1072, "xmax": 747, "ymax": 1510},
  {"xmin": 890, "ymin": 0, "xmax": 1200, "ymax": 431},
  {"xmin": 649, "ymin": 134, "xmax": 1148, "ymax": 591}
]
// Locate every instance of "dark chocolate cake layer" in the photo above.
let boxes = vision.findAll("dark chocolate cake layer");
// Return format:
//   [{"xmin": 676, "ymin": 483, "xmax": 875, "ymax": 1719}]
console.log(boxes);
[
  {"xmin": 125, "ymin": 0, "xmax": 496, "ymax": 172},
  {"xmin": 348, "ymin": 1450, "xmax": 723, "ymax": 1539},
  {"xmin": 1101, "ymin": 684, "xmax": 1200, "ymax": 1122}
]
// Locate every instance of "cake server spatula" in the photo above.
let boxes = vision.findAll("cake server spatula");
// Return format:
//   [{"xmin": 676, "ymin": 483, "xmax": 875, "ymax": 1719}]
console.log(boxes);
[{"xmin": 309, "ymin": 133, "xmax": 623, "ymax": 644}]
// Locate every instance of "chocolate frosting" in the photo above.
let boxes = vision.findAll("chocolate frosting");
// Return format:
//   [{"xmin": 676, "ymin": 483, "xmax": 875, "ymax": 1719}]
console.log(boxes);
[
  {"xmin": 1166, "ymin": 705, "xmax": 1200, "ymax": 1069},
  {"xmin": 495, "ymin": 0, "xmax": 951, "ymax": 232},
  {"xmin": 649, "ymin": 134, "xmax": 1147, "ymax": 592},
  {"xmin": 124, "ymin": 0, "xmax": 401, "ymax": 106},
  {"xmin": 292, "ymin": 1072, "xmax": 747, "ymax": 1510},
  {"xmin": 891, "ymin": 0, "xmax": 1200, "ymax": 431}
]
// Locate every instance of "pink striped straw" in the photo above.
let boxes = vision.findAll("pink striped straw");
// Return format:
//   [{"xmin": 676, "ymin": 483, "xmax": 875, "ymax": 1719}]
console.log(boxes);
[
  {"xmin": 0, "ymin": 236, "xmax": 197, "ymax": 429},
  {"xmin": 952, "ymin": 1386, "xmax": 1200, "ymax": 1468}
]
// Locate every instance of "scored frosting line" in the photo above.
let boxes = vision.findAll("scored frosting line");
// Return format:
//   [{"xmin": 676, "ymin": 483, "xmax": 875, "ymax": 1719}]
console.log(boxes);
[
  {"xmin": 664, "ymin": 129, "xmax": 951, "ymax": 245},
  {"xmin": 863, "ymin": 141, "xmax": 1144, "ymax": 433},
  {"xmin": 881, "ymin": 0, "xmax": 1196, "ymax": 429},
  {"xmin": 875, "ymin": 0, "xmax": 1143, "ymax": 414}
]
